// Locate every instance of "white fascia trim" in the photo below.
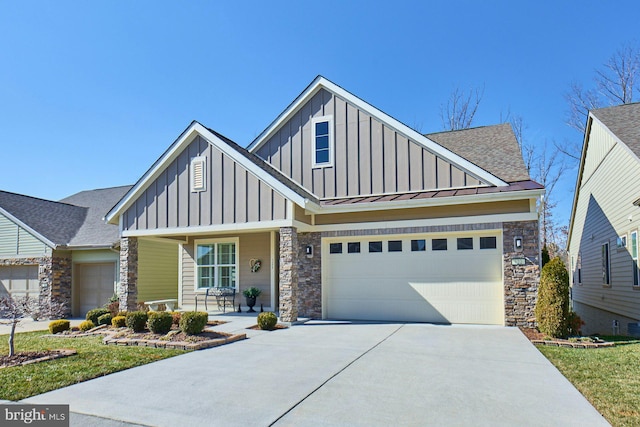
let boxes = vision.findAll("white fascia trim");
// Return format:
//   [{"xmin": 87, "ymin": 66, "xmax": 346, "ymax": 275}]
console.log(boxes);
[
  {"xmin": 0, "ymin": 206, "xmax": 57, "ymax": 249},
  {"xmin": 305, "ymin": 189, "xmax": 544, "ymax": 215},
  {"xmin": 247, "ymin": 76, "xmax": 508, "ymax": 187},
  {"xmin": 121, "ymin": 219, "xmax": 294, "ymax": 238},
  {"xmin": 308, "ymin": 211, "xmax": 538, "ymax": 233}
]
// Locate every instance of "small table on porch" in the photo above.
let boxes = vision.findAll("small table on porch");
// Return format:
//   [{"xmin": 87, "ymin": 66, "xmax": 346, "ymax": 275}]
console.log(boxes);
[{"xmin": 195, "ymin": 287, "xmax": 236, "ymax": 313}]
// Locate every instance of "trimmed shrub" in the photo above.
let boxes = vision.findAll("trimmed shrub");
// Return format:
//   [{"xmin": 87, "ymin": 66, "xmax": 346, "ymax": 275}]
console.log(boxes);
[
  {"xmin": 79, "ymin": 320, "xmax": 95, "ymax": 332},
  {"xmin": 116, "ymin": 311, "xmax": 128, "ymax": 318},
  {"xmin": 147, "ymin": 311, "xmax": 173, "ymax": 334},
  {"xmin": 170, "ymin": 311, "xmax": 181, "ymax": 325},
  {"xmin": 535, "ymin": 257, "xmax": 570, "ymax": 338},
  {"xmin": 257, "ymin": 312, "xmax": 278, "ymax": 331},
  {"xmin": 179, "ymin": 311, "xmax": 208, "ymax": 335},
  {"xmin": 111, "ymin": 315, "xmax": 127, "ymax": 328},
  {"xmin": 86, "ymin": 308, "xmax": 110, "ymax": 325},
  {"xmin": 126, "ymin": 311, "xmax": 149, "ymax": 332},
  {"xmin": 97, "ymin": 313, "xmax": 112, "ymax": 326},
  {"xmin": 48, "ymin": 319, "xmax": 70, "ymax": 334}
]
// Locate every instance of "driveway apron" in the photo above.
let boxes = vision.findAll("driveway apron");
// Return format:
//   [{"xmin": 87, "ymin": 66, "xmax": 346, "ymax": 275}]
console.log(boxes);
[{"xmin": 23, "ymin": 323, "xmax": 609, "ymax": 427}]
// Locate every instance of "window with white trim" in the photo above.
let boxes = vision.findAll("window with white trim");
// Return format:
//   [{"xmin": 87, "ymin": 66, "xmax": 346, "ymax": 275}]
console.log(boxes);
[
  {"xmin": 617, "ymin": 234, "xmax": 627, "ymax": 250},
  {"xmin": 196, "ymin": 240, "xmax": 237, "ymax": 289},
  {"xmin": 602, "ymin": 242, "xmax": 610, "ymax": 286},
  {"xmin": 191, "ymin": 156, "xmax": 207, "ymax": 192},
  {"xmin": 631, "ymin": 231, "xmax": 639, "ymax": 287},
  {"xmin": 312, "ymin": 116, "xmax": 333, "ymax": 167},
  {"xmin": 577, "ymin": 252, "xmax": 582, "ymax": 285}
]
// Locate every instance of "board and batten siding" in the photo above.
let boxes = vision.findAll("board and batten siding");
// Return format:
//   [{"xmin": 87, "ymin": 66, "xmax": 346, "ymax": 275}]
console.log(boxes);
[
  {"xmin": 180, "ymin": 233, "xmax": 271, "ymax": 308},
  {"xmin": 0, "ymin": 212, "xmax": 51, "ymax": 256},
  {"xmin": 255, "ymin": 88, "xmax": 486, "ymax": 199},
  {"xmin": 122, "ymin": 136, "xmax": 288, "ymax": 232},
  {"xmin": 569, "ymin": 121, "xmax": 640, "ymax": 321},
  {"xmin": 137, "ymin": 238, "xmax": 179, "ymax": 302}
]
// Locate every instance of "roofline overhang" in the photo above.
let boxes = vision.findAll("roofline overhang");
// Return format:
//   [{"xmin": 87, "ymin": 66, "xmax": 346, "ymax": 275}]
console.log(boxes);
[
  {"xmin": 567, "ymin": 114, "xmax": 593, "ymax": 248},
  {"xmin": 105, "ymin": 122, "xmax": 312, "ymax": 225},
  {"xmin": 247, "ymin": 75, "xmax": 509, "ymax": 187},
  {"xmin": 304, "ymin": 188, "xmax": 545, "ymax": 215},
  {"xmin": 0, "ymin": 206, "xmax": 58, "ymax": 249}
]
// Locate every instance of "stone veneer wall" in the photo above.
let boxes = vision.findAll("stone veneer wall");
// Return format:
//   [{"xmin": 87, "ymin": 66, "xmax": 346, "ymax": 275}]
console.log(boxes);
[
  {"xmin": 279, "ymin": 227, "xmax": 298, "ymax": 322},
  {"xmin": 297, "ymin": 232, "xmax": 322, "ymax": 319},
  {"xmin": 503, "ymin": 220, "xmax": 540, "ymax": 328},
  {"xmin": 118, "ymin": 237, "xmax": 138, "ymax": 311}
]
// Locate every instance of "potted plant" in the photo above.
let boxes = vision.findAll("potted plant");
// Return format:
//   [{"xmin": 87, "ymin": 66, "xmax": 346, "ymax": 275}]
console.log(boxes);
[{"xmin": 242, "ymin": 287, "xmax": 262, "ymax": 312}]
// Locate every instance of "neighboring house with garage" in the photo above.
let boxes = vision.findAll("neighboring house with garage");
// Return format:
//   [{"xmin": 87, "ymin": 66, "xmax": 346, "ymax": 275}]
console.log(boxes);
[
  {"xmin": 106, "ymin": 76, "xmax": 544, "ymax": 326},
  {"xmin": 568, "ymin": 102, "xmax": 640, "ymax": 336},
  {"xmin": 0, "ymin": 185, "xmax": 177, "ymax": 317}
]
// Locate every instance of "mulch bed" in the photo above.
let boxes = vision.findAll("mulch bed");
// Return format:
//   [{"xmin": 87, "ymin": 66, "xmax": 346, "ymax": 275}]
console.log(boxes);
[
  {"xmin": 247, "ymin": 324, "xmax": 288, "ymax": 331},
  {"xmin": 519, "ymin": 327, "xmax": 615, "ymax": 349},
  {"xmin": 0, "ymin": 349, "xmax": 77, "ymax": 369}
]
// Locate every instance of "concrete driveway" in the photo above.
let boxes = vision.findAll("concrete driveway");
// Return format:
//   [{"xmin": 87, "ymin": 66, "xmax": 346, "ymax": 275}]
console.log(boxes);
[{"xmin": 23, "ymin": 322, "xmax": 609, "ymax": 426}]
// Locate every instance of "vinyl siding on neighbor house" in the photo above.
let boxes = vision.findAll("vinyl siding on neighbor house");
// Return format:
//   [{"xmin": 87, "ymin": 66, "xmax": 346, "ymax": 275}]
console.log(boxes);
[
  {"xmin": 179, "ymin": 233, "xmax": 272, "ymax": 308},
  {"xmin": 255, "ymin": 89, "xmax": 486, "ymax": 199},
  {"xmin": 122, "ymin": 135, "xmax": 288, "ymax": 232},
  {"xmin": 0, "ymin": 212, "xmax": 51, "ymax": 256},
  {"xmin": 569, "ymin": 121, "xmax": 640, "ymax": 321},
  {"xmin": 137, "ymin": 238, "xmax": 179, "ymax": 302}
]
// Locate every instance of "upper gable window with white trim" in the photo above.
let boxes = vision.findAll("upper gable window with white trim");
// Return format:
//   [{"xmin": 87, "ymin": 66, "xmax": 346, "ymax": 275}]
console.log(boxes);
[
  {"xmin": 312, "ymin": 116, "xmax": 333, "ymax": 168},
  {"xmin": 191, "ymin": 156, "xmax": 206, "ymax": 192}
]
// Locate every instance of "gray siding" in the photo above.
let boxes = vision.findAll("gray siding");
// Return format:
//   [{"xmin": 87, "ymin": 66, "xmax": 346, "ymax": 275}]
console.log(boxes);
[
  {"xmin": 123, "ymin": 136, "xmax": 288, "ymax": 231},
  {"xmin": 569, "ymin": 120, "xmax": 640, "ymax": 322},
  {"xmin": 0, "ymin": 212, "xmax": 51, "ymax": 256},
  {"xmin": 255, "ymin": 88, "xmax": 485, "ymax": 199}
]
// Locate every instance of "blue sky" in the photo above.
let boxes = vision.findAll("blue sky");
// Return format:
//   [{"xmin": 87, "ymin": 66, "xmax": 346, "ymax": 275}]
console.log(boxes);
[{"xmin": 1, "ymin": 1, "xmax": 639, "ymax": 229}]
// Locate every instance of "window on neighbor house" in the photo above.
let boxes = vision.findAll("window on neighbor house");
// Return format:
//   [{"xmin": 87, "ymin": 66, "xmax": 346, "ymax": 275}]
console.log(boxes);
[
  {"xmin": 617, "ymin": 234, "xmax": 627, "ymax": 250},
  {"xmin": 631, "ymin": 231, "xmax": 639, "ymax": 287},
  {"xmin": 577, "ymin": 252, "xmax": 582, "ymax": 285},
  {"xmin": 196, "ymin": 241, "xmax": 236, "ymax": 289},
  {"xmin": 602, "ymin": 242, "xmax": 611, "ymax": 286},
  {"xmin": 312, "ymin": 117, "xmax": 333, "ymax": 167}
]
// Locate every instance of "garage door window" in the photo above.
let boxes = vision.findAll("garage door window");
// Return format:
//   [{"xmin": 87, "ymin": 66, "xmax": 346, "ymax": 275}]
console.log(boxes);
[
  {"xmin": 388, "ymin": 240, "xmax": 402, "ymax": 252},
  {"xmin": 432, "ymin": 239, "xmax": 447, "ymax": 251},
  {"xmin": 348, "ymin": 242, "xmax": 361, "ymax": 253},
  {"xmin": 480, "ymin": 237, "xmax": 497, "ymax": 249},
  {"xmin": 369, "ymin": 241, "xmax": 383, "ymax": 253},
  {"xmin": 411, "ymin": 239, "xmax": 426, "ymax": 251},
  {"xmin": 457, "ymin": 238, "xmax": 473, "ymax": 250},
  {"xmin": 329, "ymin": 243, "xmax": 343, "ymax": 254}
]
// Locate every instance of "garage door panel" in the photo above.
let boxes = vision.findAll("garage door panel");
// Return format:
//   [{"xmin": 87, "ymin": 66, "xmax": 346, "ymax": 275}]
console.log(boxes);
[
  {"xmin": 0, "ymin": 265, "xmax": 40, "ymax": 299},
  {"xmin": 324, "ymin": 234, "xmax": 504, "ymax": 325}
]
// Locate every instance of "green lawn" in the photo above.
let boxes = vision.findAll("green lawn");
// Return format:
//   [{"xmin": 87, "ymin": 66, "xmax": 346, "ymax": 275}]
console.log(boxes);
[
  {"xmin": 0, "ymin": 331, "xmax": 186, "ymax": 401},
  {"xmin": 537, "ymin": 338, "xmax": 640, "ymax": 427}
]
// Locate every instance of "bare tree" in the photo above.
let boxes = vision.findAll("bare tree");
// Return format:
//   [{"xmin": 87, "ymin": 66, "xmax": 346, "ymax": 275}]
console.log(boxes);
[
  {"xmin": 563, "ymin": 43, "xmax": 640, "ymax": 160},
  {"xmin": 0, "ymin": 295, "xmax": 66, "ymax": 357},
  {"xmin": 440, "ymin": 85, "xmax": 484, "ymax": 130}
]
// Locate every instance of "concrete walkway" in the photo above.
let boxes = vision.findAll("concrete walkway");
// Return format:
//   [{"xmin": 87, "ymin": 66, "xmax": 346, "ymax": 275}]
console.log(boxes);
[
  {"xmin": 0, "ymin": 317, "xmax": 85, "ymax": 334},
  {"xmin": 20, "ymin": 321, "xmax": 608, "ymax": 426}
]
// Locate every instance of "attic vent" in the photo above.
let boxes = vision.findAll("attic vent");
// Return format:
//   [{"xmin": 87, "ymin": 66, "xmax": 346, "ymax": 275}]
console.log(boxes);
[{"xmin": 191, "ymin": 156, "xmax": 206, "ymax": 192}]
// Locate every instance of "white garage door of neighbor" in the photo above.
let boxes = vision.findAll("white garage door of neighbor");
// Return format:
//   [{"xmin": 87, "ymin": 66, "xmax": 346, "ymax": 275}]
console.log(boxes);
[
  {"xmin": 0, "ymin": 265, "xmax": 40, "ymax": 299},
  {"xmin": 76, "ymin": 263, "xmax": 116, "ymax": 316},
  {"xmin": 324, "ymin": 233, "xmax": 504, "ymax": 325}
]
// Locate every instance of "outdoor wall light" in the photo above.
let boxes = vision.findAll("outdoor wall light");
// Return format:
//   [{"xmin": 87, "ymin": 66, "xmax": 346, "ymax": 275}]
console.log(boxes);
[
  {"xmin": 514, "ymin": 236, "xmax": 523, "ymax": 252},
  {"xmin": 305, "ymin": 245, "xmax": 313, "ymax": 258}
]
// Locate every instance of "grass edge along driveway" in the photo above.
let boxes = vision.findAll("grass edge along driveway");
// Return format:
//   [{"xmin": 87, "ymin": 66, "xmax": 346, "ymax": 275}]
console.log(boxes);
[
  {"xmin": 537, "ymin": 337, "xmax": 640, "ymax": 427},
  {"xmin": 0, "ymin": 331, "xmax": 186, "ymax": 401}
]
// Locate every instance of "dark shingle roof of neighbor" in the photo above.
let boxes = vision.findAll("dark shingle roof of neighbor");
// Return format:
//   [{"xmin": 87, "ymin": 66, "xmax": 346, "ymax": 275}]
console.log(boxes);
[
  {"xmin": 59, "ymin": 185, "xmax": 132, "ymax": 247},
  {"xmin": 0, "ymin": 186, "xmax": 131, "ymax": 248},
  {"xmin": 0, "ymin": 191, "xmax": 87, "ymax": 246},
  {"xmin": 426, "ymin": 123, "xmax": 530, "ymax": 183},
  {"xmin": 592, "ymin": 102, "xmax": 640, "ymax": 157}
]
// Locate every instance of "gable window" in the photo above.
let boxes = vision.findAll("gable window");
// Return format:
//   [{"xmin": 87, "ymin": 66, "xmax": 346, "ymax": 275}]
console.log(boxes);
[
  {"xmin": 312, "ymin": 116, "xmax": 333, "ymax": 167},
  {"xmin": 632, "ymin": 231, "xmax": 639, "ymax": 287},
  {"xmin": 196, "ymin": 239, "xmax": 237, "ymax": 290},
  {"xmin": 457, "ymin": 237, "xmax": 473, "ymax": 250},
  {"xmin": 369, "ymin": 241, "xmax": 383, "ymax": 253},
  {"xmin": 602, "ymin": 242, "xmax": 611, "ymax": 286},
  {"xmin": 432, "ymin": 239, "xmax": 447, "ymax": 251},
  {"xmin": 388, "ymin": 240, "xmax": 403, "ymax": 252},
  {"xmin": 191, "ymin": 156, "xmax": 207, "ymax": 192},
  {"xmin": 329, "ymin": 243, "xmax": 343, "ymax": 254}
]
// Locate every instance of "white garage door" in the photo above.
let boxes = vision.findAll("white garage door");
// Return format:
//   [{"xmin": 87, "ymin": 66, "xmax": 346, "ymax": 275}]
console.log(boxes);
[
  {"xmin": 323, "ymin": 232, "xmax": 504, "ymax": 325},
  {"xmin": 76, "ymin": 263, "xmax": 116, "ymax": 317},
  {"xmin": 0, "ymin": 265, "xmax": 40, "ymax": 299}
]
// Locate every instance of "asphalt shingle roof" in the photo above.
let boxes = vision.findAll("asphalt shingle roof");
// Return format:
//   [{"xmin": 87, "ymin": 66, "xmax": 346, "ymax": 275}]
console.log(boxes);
[
  {"xmin": 591, "ymin": 102, "xmax": 640, "ymax": 157},
  {"xmin": 60, "ymin": 185, "xmax": 132, "ymax": 247},
  {"xmin": 426, "ymin": 123, "xmax": 530, "ymax": 183},
  {"xmin": 0, "ymin": 191, "xmax": 86, "ymax": 246}
]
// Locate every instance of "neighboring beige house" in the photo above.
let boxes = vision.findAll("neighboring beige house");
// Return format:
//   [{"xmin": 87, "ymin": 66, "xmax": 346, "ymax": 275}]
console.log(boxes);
[
  {"xmin": 106, "ymin": 76, "xmax": 544, "ymax": 326},
  {"xmin": 568, "ymin": 102, "xmax": 640, "ymax": 336}
]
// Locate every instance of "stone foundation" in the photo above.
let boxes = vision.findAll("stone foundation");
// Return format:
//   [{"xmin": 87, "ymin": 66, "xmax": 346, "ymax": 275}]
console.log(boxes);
[
  {"xmin": 118, "ymin": 237, "xmax": 138, "ymax": 311},
  {"xmin": 573, "ymin": 300, "xmax": 640, "ymax": 336}
]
